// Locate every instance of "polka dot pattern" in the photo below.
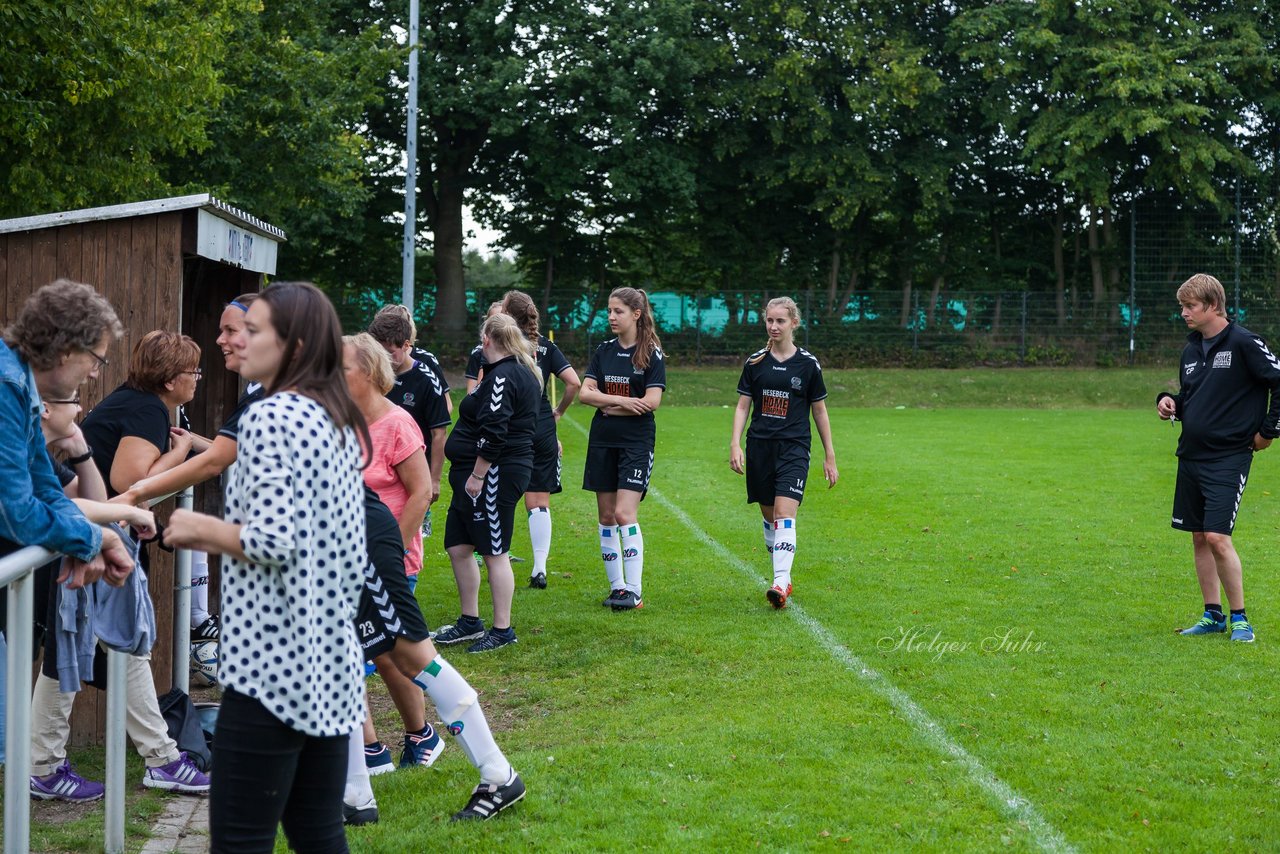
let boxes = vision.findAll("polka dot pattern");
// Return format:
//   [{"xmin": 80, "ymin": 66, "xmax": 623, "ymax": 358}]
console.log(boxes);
[{"xmin": 221, "ymin": 393, "xmax": 365, "ymax": 738}]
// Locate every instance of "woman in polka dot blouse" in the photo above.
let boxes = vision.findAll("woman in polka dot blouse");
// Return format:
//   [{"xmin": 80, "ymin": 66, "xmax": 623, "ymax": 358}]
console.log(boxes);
[{"xmin": 166, "ymin": 282, "xmax": 371, "ymax": 853}]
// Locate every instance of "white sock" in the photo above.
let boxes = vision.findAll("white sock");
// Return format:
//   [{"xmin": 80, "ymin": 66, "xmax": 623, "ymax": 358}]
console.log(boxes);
[
  {"xmin": 190, "ymin": 551, "xmax": 210, "ymax": 626},
  {"xmin": 772, "ymin": 518, "xmax": 796, "ymax": 589},
  {"xmin": 762, "ymin": 520, "xmax": 774, "ymax": 555},
  {"xmin": 344, "ymin": 726, "xmax": 375, "ymax": 807},
  {"xmin": 414, "ymin": 655, "xmax": 512, "ymax": 785},
  {"xmin": 528, "ymin": 508, "xmax": 551, "ymax": 576},
  {"xmin": 600, "ymin": 525, "xmax": 623, "ymax": 590},
  {"xmin": 620, "ymin": 523, "xmax": 644, "ymax": 597}
]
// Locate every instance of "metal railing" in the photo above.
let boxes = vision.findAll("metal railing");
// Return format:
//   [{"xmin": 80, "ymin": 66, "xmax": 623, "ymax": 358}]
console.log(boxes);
[
  {"xmin": 0, "ymin": 494, "xmax": 194, "ymax": 854},
  {"xmin": 1, "ymin": 546, "xmax": 127, "ymax": 854},
  {"xmin": 172, "ymin": 489, "xmax": 193, "ymax": 694}
]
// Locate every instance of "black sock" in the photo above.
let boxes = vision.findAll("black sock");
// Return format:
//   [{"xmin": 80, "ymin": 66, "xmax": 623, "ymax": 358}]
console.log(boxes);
[
  {"xmin": 408, "ymin": 724, "xmax": 433, "ymax": 737},
  {"xmin": 1205, "ymin": 604, "xmax": 1224, "ymax": 619},
  {"xmin": 1230, "ymin": 608, "xmax": 1246, "ymax": 619},
  {"xmin": 458, "ymin": 614, "xmax": 484, "ymax": 628}
]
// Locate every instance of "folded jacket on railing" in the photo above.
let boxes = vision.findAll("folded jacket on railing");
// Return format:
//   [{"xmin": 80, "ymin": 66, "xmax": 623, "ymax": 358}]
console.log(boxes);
[
  {"xmin": 93, "ymin": 523, "xmax": 155, "ymax": 657},
  {"xmin": 54, "ymin": 524, "xmax": 156, "ymax": 692},
  {"xmin": 54, "ymin": 565, "xmax": 95, "ymax": 692}
]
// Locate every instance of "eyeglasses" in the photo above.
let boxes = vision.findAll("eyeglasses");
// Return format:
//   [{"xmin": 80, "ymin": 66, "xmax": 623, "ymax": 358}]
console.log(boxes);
[
  {"xmin": 45, "ymin": 396, "xmax": 81, "ymax": 406},
  {"xmin": 84, "ymin": 349, "xmax": 110, "ymax": 369},
  {"xmin": 182, "ymin": 370, "xmax": 204, "ymax": 380}
]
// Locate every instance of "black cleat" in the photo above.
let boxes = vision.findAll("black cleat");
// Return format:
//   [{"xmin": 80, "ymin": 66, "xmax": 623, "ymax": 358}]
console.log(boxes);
[
  {"xmin": 343, "ymin": 797, "xmax": 379, "ymax": 826},
  {"xmin": 451, "ymin": 771, "xmax": 526, "ymax": 821},
  {"xmin": 609, "ymin": 590, "xmax": 643, "ymax": 611}
]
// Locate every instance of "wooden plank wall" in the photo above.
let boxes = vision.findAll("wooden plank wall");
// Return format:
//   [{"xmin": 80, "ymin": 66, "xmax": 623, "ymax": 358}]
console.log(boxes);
[
  {"xmin": 0, "ymin": 212, "xmax": 257, "ymax": 745},
  {"xmin": 180, "ymin": 258, "xmax": 264, "ymax": 618}
]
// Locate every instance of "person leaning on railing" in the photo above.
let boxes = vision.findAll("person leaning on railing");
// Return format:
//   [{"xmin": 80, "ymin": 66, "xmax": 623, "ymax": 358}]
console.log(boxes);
[
  {"xmin": 0, "ymin": 279, "xmax": 136, "ymax": 584},
  {"xmin": 29, "ymin": 381, "xmax": 209, "ymax": 801},
  {"xmin": 0, "ymin": 280, "xmax": 136, "ymax": 763}
]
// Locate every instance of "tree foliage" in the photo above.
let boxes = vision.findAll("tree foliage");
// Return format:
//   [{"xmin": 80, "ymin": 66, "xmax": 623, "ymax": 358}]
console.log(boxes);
[
  {"xmin": 0, "ymin": 0, "xmax": 252, "ymax": 215},
  {"xmin": 3, "ymin": 0, "xmax": 1279, "ymax": 338},
  {"xmin": 161, "ymin": 0, "xmax": 400, "ymax": 284}
]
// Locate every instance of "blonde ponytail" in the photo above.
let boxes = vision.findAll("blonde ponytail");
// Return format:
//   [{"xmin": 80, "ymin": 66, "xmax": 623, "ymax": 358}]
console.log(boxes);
[{"xmin": 482, "ymin": 313, "xmax": 543, "ymax": 388}]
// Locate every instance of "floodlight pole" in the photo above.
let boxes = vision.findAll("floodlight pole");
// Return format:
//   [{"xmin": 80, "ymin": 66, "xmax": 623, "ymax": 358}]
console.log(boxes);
[{"xmin": 401, "ymin": 0, "xmax": 420, "ymax": 310}]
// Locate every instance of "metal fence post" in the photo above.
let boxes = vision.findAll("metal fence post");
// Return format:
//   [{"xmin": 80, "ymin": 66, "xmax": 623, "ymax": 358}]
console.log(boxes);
[
  {"xmin": 104, "ymin": 650, "xmax": 128, "ymax": 854},
  {"xmin": 172, "ymin": 488, "xmax": 193, "ymax": 693},
  {"xmin": 1020, "ymin": 291, "xmax": 1028, "ymax": 364},
  {"xmin": 804, "ymin": 291, "xmax": 811, "ymax": 349},
  {"xmin": 1129, "ymin": 197, "xmax": 1137, "ymax": 366},
  {"xmin": 1234, "ymin": 178, "xmax": 1242, "ymax": 318},
  {"xmin": 4, "ymin": 569, "xmax": 33, "ymax": 854},
  {"xmin": 912, "ymin": 290, "xmax": 920, "ymax": 355},
  {"xmin": 696, "ymin": 299, "xmax": 702, "ymax": 366}
]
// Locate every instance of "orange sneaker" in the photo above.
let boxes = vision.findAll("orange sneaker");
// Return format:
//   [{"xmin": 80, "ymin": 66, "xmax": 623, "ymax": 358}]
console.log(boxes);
[{"xmin": 766, "ymin": 584, "xmax": 792, "ymax": 609}]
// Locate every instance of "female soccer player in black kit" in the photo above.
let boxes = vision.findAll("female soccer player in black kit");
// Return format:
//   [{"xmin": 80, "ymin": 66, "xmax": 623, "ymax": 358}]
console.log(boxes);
[
  {"xmin": 729, "ymin": 297, "xmax": 838, "ymax": 609},
  {"xmin": 578, "ymin": 287, "xmax": 666, "ymax": 611},
  {"xmin": 432, "ymin": 314, "xmax": 542, "ymax": 653},
  {"xmin": 465, "ymin": 291, "xmax": 581, "ymax": 588},
  {"xmin": 342, "ymin": 485, "xmax": 525, "ymax": 824}
]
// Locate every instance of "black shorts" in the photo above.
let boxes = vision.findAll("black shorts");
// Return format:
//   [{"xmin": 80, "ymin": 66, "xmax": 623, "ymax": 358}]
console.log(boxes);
[
  {"xmin": 745, "ymin": 437, "xmax": 810, "ymax": 506},
  {"xmin": 1172, "ymin": 451, "xmax": 1252, "ymax": 535},
  {"xmin": 355, "ymin": 552, "xmax": 431, "ymax": 660},
  {"xmin": 444, "ymin": 462, "xmax": 531, "ymax": 555},
  {"xmin": 527, "ymin": 427, "xmax": 562, "ymax": 494},
  {"xmin": 582, "ymin": 445, "xmax": 653, "ymax": 494}
]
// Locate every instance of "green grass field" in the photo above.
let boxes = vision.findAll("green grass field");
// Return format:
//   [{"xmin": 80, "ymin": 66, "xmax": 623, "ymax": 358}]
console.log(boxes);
[
  {"xmin": 14, "ymin": 368, "xmax": 1276, "ymax": 852},
  {"xmin": 352, "ymin": 368, "xmax": 1278, "ymax": 852}
]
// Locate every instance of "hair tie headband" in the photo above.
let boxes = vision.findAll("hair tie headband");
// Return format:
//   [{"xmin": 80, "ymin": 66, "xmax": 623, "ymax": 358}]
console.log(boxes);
[{"xmin": 229, "ymin": 300, "xmax": 250, "ymax": 313}]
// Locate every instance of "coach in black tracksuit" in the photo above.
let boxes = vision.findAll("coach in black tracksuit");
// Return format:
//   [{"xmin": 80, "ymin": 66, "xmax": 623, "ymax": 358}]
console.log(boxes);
[
  {"xmin": 1156, "ymin": 274, "xmax": 1280, "ymax": 643},
  {"xmin": 434, "ymin": 314, "xmax": 541, "ymax": 654}
]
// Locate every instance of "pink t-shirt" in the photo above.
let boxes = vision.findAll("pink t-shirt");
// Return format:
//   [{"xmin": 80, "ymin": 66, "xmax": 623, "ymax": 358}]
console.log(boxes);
[{"xmin": 364, "ymin": 406, "xmax": 427, "ymax": 576}]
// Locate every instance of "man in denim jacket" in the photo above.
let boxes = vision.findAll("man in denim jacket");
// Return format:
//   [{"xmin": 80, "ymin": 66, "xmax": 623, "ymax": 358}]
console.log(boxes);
[
  {"xmin": 1, "ymin": 280, "xmax": 136, "ymax": 763},
  {"xmin": 0, "ymin": 279, "xmax": 136, "ymax": 579}
]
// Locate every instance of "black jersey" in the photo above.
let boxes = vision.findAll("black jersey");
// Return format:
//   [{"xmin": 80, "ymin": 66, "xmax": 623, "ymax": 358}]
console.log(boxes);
[
  {"xmin": 388, "ymin": 359, "xmax": 452, "ymax": 450},
  {"xmin": 738, "ymin": 347, "xmax": 827, "ymax": 444},
  {"xmin": 409, "ymin": 347, "xmax": 451, "ymax": 394},
  {"xmin": 468, "ymin": 336, "xmax": 573, "ymax": 412},
  {"xmin": 216, "ymin": 383, "xmax": 265, "ymax": 442},
  {"xmin": 535, "ymin": 336, "xmax": 573, "ymax": 407},
  {"xmin": 444, "ymin": 355, "xmax": 540, "ymax": 467},
  {"xmin": 1158, "ymin": 322, "xmax": 1280, "ymax": 460},
  {"xmin": 464, "ymin": 345, "xmax": 485, "ymax": 382},
  {"xmin": 584, "ymin": 338, "xmax": 666, "ymax": 449}
]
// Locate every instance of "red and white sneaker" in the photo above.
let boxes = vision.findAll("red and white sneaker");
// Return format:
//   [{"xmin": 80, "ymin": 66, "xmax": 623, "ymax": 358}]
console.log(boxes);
[{"xmin": 766, "ymin": 583, "xmax": 792, "ymax": 610}]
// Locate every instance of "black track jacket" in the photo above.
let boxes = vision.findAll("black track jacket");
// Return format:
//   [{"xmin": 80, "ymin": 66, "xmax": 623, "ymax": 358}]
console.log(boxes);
[{"xmin": 1157, "ymin": 322, "xmax": 1280, "ymax": 460}]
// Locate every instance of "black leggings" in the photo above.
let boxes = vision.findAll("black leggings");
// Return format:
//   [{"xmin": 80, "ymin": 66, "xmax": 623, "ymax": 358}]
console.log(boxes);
[{"xmin": 210, "ymin": 688, "xmax": 349, "ymax": 854}]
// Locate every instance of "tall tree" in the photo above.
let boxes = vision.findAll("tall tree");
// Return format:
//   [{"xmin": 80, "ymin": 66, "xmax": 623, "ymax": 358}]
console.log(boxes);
[
  {"xmin": 955, "ymin": 0, "xmax": 1268, "ymax": 314},
  {"xmin": 162, "ymin": 0, "xmax": 401, "ymax": 298},
  {"xmin": 0, "ymin": 0, "xmax": 252, "ymax": 216},
  {"xmin": 476, "ymin": 0, "xmax": 702, "ymax": 299}
]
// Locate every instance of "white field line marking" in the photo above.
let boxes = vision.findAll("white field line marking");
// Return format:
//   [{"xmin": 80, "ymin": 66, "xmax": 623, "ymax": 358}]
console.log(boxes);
[{"xmin": 563, "ymin": 415, "xmax": 1075, "ymax": 853}]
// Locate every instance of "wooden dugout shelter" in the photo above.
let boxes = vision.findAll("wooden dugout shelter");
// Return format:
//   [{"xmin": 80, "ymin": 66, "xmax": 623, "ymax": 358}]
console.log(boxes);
[{"xmin": 0, "ymin": 194, "xmax": 286, "ymax": 744}]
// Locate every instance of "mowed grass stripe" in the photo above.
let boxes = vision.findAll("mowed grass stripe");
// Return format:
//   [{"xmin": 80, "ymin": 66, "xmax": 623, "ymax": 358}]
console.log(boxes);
[{"xmin": 563, "ymin": 413, "xmax": 1076, "ymax": 853}]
